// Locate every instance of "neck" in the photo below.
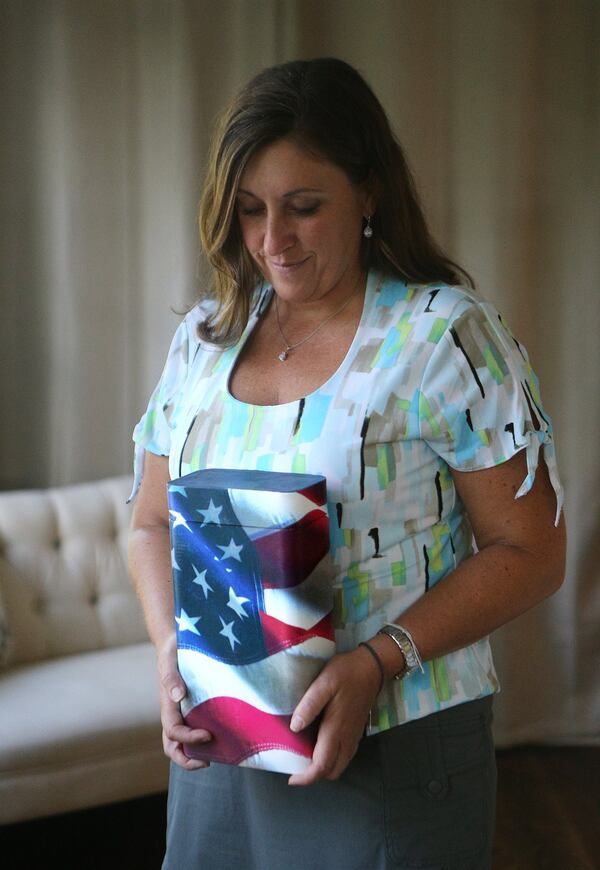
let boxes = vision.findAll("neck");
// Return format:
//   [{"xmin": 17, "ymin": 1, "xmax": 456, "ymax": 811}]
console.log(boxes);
[{"xmin": 274, "ymin": 268, "xmax": 367, "ymax": 323}]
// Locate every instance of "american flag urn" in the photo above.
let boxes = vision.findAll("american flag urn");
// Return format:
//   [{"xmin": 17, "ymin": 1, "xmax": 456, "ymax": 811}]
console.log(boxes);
[{"xmin": 167, "ymin": 468, "xmax": 335, "ymax": 774}]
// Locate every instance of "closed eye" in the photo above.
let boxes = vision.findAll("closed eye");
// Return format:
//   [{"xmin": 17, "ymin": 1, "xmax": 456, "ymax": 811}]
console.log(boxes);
[
  {"xmin": 237, "ymin": 202, "xmax": 321, "ymax": 218},
  {"xmin": 238, "ymin": 203, "xmax": 320, "ymax": 217},
  {"xmin": 291, "ymin": 204, "xmax": 320, "ymax": 216}
]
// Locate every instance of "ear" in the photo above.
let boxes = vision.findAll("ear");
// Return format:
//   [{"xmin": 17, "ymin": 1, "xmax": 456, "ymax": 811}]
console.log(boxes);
[{"xmin": 361, "ymin": 171, "xmax": 379, "ymax": 218}]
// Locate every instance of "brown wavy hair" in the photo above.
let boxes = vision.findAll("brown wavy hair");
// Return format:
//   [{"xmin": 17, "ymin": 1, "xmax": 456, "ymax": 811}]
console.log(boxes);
[{"xmin": 198, "ymin": 57, "xmax": 472, "ymax": 345}]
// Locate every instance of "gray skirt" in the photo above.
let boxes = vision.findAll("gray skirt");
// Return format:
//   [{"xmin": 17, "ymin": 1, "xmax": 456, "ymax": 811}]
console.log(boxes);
[{"xmin": 162, "ymin": 696, "xmax": 496, "ymax": 870}]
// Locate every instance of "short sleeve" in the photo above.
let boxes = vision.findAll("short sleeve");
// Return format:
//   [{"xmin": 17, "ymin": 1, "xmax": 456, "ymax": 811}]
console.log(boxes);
[
  {"xmin": 419, "ymin": 299, "xmax": 563, "ymax": 525},
  {"xmin": 127, "ymin": 317, "xmax": 193, "ymax": 502}
]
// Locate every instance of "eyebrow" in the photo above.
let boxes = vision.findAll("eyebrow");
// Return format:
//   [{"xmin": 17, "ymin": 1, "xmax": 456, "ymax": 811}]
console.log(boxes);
[{"xmin": 237, "ymin": 187, "xmax": 324, "ymax": 198}]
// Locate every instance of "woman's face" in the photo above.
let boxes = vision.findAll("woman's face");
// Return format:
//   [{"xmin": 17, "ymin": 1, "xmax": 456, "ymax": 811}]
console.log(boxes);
[{"xmin": 236, "ymin": 137, "xmax": 373, "ymax": 305}]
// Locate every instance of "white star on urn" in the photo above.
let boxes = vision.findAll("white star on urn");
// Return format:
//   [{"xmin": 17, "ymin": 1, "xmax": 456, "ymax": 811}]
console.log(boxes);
[
  {"xmin": 192, "ymin": 565, "xmax": 213, "ymax": 598},
  {"xmin": 219, "ymin": 617, "xmax": 240, "ymax": 650},
  {"xmin": 175, "ymin": 608, "xmax": 201, "ymax": 636},
  {"xmin": 169, "ymin": 486, "xmax": 188, "ymax": 497},
  {"xmin": 169, "ymin": 510, "xmax": 192, "ymax": 532},
  {"xmin": 196, "ymin": 499, "xmax": 223, "ymax": 527},
  {"xmin": 227, "ymin": 587, "xmax": 250, "ymax": 619},
  {"xmin": 217, "ymin": 538, "xmax": 243, "ymax": 561}
]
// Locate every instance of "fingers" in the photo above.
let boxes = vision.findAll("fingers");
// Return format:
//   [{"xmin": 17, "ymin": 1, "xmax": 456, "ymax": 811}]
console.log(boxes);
[
  {"xmin": 288, "ymin": 737, "xmax": 341, "ymax": 786},
  {"xmin": 161, "ymin": 693, "xmax": 213, "ymax": 770},
  {"xmin": 288, "ymin": 714, "xmax": 360, "ymax": 786},
  {"xmin": 158, "ymin": 661, "xmax": 213, "ymax": 770},
  {"xmin": 158, "ymin": 647, "xmax": 188, "ymax": 706},
  {"xmin": 288, "ymin": 649, "xmax": 379, "ymax": 786},
  {"xmin": 290, "ymin": 671, "xmax": 333, "ymax": 733},
  {"xmin": 163, "ymin": 715, "xmax": 212, "ymax": 748},
  {"xmin": 288, "ymin": 670, "xmax": 344, "ymax": 785},
  {"xmin": 163, "ymin": 730, "xmax": 211, "ymax": 770}
]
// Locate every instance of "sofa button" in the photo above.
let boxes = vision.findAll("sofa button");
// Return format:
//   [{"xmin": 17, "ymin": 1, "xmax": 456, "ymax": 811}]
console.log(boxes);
[
  {"xmin": 426, "ymin": 779, "xmax": 443, "ymax": 795},
  {"xmin": 89, "ymin": 593, "xmax": 98, "ymax": 606}
]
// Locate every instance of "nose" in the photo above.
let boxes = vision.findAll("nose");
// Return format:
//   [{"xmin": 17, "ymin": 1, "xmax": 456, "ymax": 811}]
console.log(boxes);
[{"xmin": 262, "ymin": 211, "xmax": 295, "ymax": 258}]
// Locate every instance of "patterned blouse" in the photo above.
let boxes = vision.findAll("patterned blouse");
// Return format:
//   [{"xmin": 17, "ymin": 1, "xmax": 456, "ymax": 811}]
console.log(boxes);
[{"xmin": 131, "ymin": 269, "xmax": 563, "ymax": 733}]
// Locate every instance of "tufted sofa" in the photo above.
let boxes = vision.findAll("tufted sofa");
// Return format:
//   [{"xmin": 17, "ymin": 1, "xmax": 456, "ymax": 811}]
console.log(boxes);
[{"xmin": 0, "ymin": 475, "xmax": 168, "ymax": 824}]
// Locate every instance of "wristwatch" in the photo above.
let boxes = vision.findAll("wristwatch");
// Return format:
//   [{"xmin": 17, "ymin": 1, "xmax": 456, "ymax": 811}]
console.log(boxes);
[{"xmin": 378, "ymin": 624, "xmax": 422, "ymax": 680}]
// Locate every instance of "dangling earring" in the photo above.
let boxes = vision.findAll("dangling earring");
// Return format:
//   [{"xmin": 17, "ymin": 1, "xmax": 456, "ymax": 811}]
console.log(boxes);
[{"xmin": 363, "ymin": 215, "xmax": 373, "ymax": 239}]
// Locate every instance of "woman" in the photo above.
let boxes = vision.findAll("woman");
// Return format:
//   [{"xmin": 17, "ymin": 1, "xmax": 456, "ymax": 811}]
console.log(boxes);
[{"xmin": 128, "ymin": 58, "xmax": 566, "ymax": 869}]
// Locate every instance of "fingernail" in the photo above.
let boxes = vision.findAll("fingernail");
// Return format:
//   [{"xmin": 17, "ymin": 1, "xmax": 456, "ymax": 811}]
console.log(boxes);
[
  {"xmin": 290, "ymin": 715, "xmax": 304, "ymax": 733},
  {"xmin": 170, "ymin": 686, "xmax": 184, "ymax": 702}
]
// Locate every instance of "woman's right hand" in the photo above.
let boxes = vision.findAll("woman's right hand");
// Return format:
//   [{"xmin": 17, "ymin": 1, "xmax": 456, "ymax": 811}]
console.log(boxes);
[{"xmin": 157, "ymin": 634, "xmax": 213, "ymax": 770}]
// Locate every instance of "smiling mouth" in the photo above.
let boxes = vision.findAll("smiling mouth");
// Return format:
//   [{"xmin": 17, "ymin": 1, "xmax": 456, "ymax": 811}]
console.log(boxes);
[{"xmin": 267, "ymin": 257, "xmax": 309, "ymax": 272}]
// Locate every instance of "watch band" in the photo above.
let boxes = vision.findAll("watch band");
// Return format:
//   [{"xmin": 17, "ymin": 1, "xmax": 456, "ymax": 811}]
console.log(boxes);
[{"xmin": 377, "ymin": 624, "xmax": 424, "ymax": 680}]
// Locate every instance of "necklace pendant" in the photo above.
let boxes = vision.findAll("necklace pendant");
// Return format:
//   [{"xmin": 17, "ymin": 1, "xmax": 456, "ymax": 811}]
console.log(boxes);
[{"xmin": 278, "ymin": 349, "xmax": 289, "ymax": 362}]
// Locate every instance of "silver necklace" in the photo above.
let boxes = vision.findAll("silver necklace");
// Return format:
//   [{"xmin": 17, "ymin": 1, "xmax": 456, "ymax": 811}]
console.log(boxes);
[{"xmin": 274, "ymin": 277, "xmax": 363, "ymax": 362}]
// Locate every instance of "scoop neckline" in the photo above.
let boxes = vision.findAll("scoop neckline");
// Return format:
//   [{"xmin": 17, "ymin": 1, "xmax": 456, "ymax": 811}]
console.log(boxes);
[{"xmin": 225, "ymin": 270, "xmax": 380, "ymax": 410}]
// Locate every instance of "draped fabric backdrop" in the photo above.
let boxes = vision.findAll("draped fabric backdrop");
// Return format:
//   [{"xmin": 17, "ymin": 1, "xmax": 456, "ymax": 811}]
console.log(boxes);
[{"xmin": 1, "ymin": 0, "xmax": 599, "ymax": 746}]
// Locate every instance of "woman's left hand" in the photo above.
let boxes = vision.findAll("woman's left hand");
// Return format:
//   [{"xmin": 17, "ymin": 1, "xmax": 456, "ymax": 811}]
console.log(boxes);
[{"xmin": 287, "ymin": 645, "xmax": 382, "ymax": 786}]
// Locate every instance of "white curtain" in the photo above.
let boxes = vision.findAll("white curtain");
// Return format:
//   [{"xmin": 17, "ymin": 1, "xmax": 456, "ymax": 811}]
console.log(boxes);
[{"xmin": 2, "ymin": 0, "xmax": 599, "ymax": 746}]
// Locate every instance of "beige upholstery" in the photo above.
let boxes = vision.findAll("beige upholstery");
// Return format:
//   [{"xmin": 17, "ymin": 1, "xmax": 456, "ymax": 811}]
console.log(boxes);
[{"xmin": 0, "ymin": 476, "xmax": 168, "ymax": 824}]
